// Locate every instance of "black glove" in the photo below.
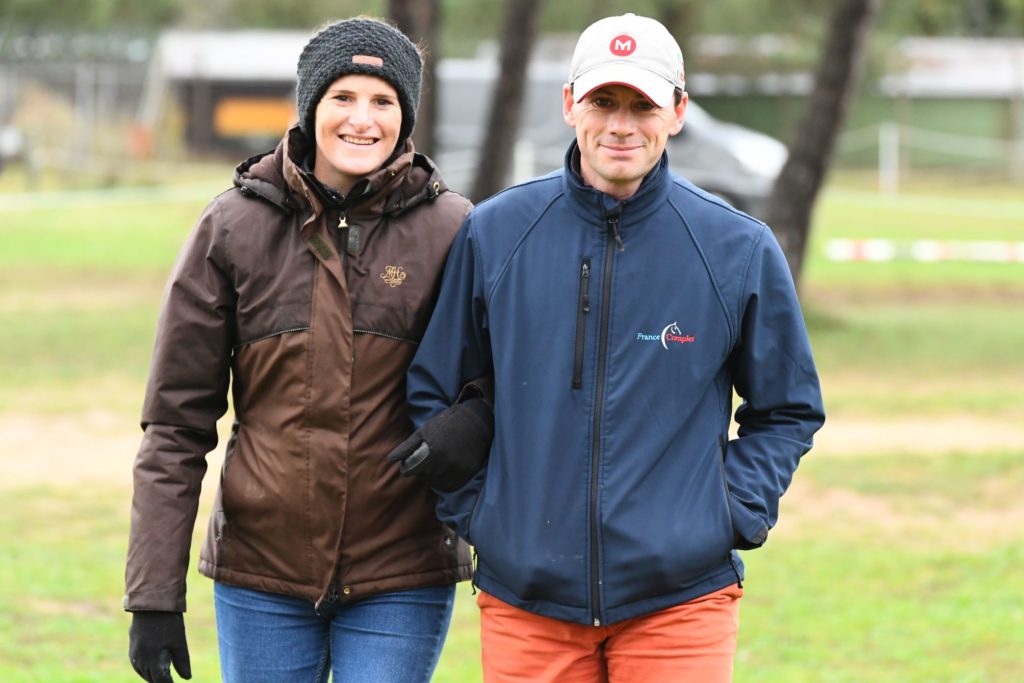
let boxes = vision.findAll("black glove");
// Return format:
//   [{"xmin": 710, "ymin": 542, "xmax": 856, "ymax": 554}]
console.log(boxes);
[
  {"xmin": 388, "ymin": 397, "xmax": 494, "ymax": 492},
  {"xmin": 129, "ymin": 611, "xmax": 191, "ymax": 683}
]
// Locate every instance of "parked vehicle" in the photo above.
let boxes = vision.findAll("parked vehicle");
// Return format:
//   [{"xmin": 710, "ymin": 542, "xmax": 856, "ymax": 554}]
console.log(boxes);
[
  {"xmin": 667, "ymin": 100, "xmax": 787, "ymax": 217},
  {"xmin": 435, "ymin": 59, "xmax": 787, "ymax": 217}
]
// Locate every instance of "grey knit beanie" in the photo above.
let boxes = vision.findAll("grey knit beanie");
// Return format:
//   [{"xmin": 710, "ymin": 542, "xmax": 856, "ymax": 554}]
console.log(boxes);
[{"xmin": 296, "ymin": 17, "xmax": 423, "ymax": 148}]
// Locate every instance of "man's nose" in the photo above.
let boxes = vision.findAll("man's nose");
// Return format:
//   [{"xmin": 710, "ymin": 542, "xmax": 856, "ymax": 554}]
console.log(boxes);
[{"xmin": 606, "ymin": 108, "xmax": 637, "ymax": 135}]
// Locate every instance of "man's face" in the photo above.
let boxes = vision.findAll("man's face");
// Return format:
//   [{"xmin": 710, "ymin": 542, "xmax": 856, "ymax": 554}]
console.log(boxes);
[{"xmin": 562, "ymin": 83, "xmax": 686, "ymax": 200}]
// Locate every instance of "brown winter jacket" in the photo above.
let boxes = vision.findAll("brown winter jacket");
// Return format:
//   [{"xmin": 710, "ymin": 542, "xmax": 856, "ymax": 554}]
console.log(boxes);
[{"xmin": 124, "ymin": 127, "xmax": 473, "ymax": 613}]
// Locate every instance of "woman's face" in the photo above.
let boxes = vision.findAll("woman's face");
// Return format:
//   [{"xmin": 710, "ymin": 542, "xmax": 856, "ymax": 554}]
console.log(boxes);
[{"xmin": 313, "ymin": 74, "xmax": 402, "ymax": 194}]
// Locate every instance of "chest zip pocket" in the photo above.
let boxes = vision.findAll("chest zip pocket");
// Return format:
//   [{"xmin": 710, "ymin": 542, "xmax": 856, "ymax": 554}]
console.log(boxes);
[{"xmin": 572, "ymin": 258, "xmax": 592, "ymax": 390}]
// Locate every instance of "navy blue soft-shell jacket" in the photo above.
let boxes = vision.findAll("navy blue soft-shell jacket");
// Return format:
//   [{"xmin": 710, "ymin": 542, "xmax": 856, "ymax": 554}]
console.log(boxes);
[{"xmin": 408, "ymin": 143, "xmax": 825, "ymax": 626}]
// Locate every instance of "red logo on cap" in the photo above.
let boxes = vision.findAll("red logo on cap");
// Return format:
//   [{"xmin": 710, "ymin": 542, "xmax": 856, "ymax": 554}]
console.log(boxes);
[{"xmin": 609, "ymin": 34, "xmax": 636, "ymax": 56}]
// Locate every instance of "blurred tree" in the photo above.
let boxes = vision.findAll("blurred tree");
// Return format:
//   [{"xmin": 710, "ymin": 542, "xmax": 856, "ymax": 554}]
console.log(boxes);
[
  {"xmin": 174, "ymin": 0, "xmax": 384, "ymax": 29},
  {"xmin": 762, "ymin": 0, "xmax": 884, "ymax": 285},
  {"xmin": 390, "ymin": 0, "xmax": 440, "ymax": 157},
  {"xmin": 1, "ymin": 0, "xmax": 1020, "ymax": 40},
  {"xmin": 470, "ymin": 0, "xmax": 545, "ymax": 202},
  {"xmin": 0, "ymin": 0, "xmax": 180, "ymax": 30},
  {"xmin": 882, "ymin": 0, "xmax": 1024, "ymax": 36},
  {"xmin": 653, "ymin": 0, "xmax": 700, "ymax": 64},
  {"xmin": 441, "ymin": 0, "xmax": 502, "ymax": 56},
  {"xmin": 964, "ymin": 0, "xmax": 1000, "ymax": 34}
]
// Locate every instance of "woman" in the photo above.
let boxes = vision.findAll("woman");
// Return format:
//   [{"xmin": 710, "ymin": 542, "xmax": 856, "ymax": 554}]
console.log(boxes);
[{"xmin": 124, "ymin": 17, "xmax": 473, "ymax": 683}]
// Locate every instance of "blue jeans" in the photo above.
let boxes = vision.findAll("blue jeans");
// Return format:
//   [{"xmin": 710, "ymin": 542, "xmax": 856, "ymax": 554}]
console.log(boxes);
[{"xmin": 213, "ymin": 582, "xmax": 456, "ymax": 683}]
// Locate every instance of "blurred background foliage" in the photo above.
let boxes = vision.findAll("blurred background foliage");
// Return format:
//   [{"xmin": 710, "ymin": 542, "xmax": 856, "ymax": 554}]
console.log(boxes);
[{"xmin": 2, "ymin": 0, "xmax": 1024, "ymax": 53}]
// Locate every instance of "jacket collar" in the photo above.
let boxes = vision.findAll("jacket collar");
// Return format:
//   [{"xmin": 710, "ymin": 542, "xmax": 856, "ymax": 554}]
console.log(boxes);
[
  {"xmin": 560, "ymin": 140, "xmax": 672, "ymax": 227},
  {"xmin": 233, "ymin": 125, "xmax": 449, "ymax": 223}
]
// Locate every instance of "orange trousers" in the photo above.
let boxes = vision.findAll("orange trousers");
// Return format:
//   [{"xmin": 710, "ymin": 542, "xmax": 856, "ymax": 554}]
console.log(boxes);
[{"xmin": 478, "ymin": 584, "xmax": 742, "ymax": 683}]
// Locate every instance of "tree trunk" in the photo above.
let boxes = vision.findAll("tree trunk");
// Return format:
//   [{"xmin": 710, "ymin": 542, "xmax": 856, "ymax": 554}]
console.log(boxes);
[
  {"xmin": 762, "ymin": 0, "xmax": 883, "ymax": 285},
  {"xmin": 470, "ymin": 0, "xmax": 545, "ymax": 202},
  {"xmin": 653, "ymin": 0, "xmax": 698, "ymax": 65},
  {"xmin": 389, "ymin": 0, "xmax": 441, "ymax": 158}
]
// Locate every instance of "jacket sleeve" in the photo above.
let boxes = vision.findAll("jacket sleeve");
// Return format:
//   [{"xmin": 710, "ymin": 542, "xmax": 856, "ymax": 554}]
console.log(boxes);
[
  {"xmin": 124, "ymin": 199, "xmax": 235, "ymax": 612},
  {"xmin": 726, "ymin": 226, "xmax": 825, "ymax": 550},
  {"xmin": 407, "ymin": 216, "xmax": 493, "ymax": 540}
]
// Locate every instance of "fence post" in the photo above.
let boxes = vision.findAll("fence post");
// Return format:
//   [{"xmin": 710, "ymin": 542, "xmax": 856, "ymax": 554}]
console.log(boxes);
[
  {"xmin": 512, "ymin": 139, "xmax": 534, "ymax": 184},
  {"xmin": 73, "ymin": 63, "xmax": 99, "ymax": 169},
  {"xmin": 878, "ymin": 121, "xmax": 900, "ymax": 194},
  {"xmin": 1010, "ymin": 45, "xmax": 1023, "ymax": 180}
]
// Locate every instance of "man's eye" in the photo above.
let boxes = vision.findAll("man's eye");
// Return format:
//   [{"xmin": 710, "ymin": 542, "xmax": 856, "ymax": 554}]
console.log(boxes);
[
  {"xmin": 635, "ymin": 102, "xmax": 655, "ymax": 112},
  {"xmin": 592, "ymin": 98, "xmax": 613, "ymax": 108}
]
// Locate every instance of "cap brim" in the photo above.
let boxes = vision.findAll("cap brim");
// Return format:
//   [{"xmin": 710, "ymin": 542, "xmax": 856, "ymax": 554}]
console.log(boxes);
[{"xmin": 573, "ymin": 65, "xmax": 675, "ymax": 108}]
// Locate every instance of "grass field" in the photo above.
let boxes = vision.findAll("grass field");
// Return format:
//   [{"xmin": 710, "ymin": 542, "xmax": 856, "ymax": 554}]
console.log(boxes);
[{"xmin": 1, "ymin": 169, "xmax": 1022, "ymax": 681}]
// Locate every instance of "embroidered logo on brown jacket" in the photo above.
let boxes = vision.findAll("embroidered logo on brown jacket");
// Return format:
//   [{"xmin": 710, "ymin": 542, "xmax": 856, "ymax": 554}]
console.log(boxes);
[{"xmin": 379, "ymin": 265, "xmax": 407, "ymax": 287}]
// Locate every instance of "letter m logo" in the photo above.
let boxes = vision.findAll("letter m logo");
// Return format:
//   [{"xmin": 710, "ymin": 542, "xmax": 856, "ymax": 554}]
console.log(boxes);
[{"xmin": 609, "ymin": 34, "xmax": 637, "ymax": 57}]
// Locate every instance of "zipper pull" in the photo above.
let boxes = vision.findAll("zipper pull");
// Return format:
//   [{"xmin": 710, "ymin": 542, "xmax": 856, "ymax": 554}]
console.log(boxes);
[
  {"xmin": 314, "ymin": 583, "xmax": 340, "ymax": 617},
  {"xmin": 581, "ymin": 262, "xmax": 591, "ymax": 312},
  {"xmin": 607, "ymin": 214, "xmax": 624, "ymax": 252},
  {"xmin": 338, "ymin": 213, "xmax": 348, "ymax": 230}
]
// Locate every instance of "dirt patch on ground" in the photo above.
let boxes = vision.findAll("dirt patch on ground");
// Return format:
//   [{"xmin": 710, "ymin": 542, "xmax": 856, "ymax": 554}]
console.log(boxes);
[
  {"xmin": 2, "ymin": 411, "xmax": 1021, "ymax": 490},
  {"xmin": 0, "ymin": 410, "xmax": 223, "ymax": 491},
  {"xmin": 5, "ymin": 410, "xmax": 1021, "ymax": 551},
  {"xmin": 812, "ymin": 414, "xmax": 1024, "ymax": 457},
  {"xmin": 776, "ymin": 480, "xmax": 1024, "ymax": 551},
  {"xmin": 806, "ymin": 283, "xmax": 1024, "ymax": 306}
]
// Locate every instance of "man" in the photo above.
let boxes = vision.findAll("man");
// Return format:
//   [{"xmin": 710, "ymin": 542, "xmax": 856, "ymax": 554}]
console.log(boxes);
[{"xmin": 393, "ymin": 12, "xmax": 824, "ymax": 682}]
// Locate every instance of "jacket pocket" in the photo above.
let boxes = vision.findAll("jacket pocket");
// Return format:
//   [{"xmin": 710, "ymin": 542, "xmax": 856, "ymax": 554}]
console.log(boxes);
[
  {"xmin": 572, "ymin": 258, "xmax": 591, "ymax": 389},
  {"xmin": 719, "ymin": 435, "xmax": 769, "ymax": 550},
  {"xmin": 717, "ymin": 436, "xmax": 735, "ymax": 539},
  {"xmin": 436, "ymin": 466, "xmax": 488, "ymax": 545}
]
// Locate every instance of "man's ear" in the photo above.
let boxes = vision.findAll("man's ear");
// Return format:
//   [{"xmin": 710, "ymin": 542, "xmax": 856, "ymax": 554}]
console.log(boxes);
[
  {"xmin": 669, "ymin": 91, "xmax": 688, "ymax": 136},
  {"xmin": 562, "ymin": 84, "xmax": 577, "ymax": 128}
]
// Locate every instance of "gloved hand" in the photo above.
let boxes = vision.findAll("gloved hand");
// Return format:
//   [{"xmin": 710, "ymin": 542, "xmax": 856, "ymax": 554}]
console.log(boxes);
[
  {"xmin": 128, "ymin": 611, "xmax": 191, "ymax": 683},
  {"xmin": 388, "ymin": 397, "xmax": 494, "ymax": 492}
]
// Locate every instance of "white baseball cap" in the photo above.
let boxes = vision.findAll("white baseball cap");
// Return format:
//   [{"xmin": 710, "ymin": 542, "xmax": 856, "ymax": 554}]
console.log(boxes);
[{"xmin": 569, "ymin": 13, "xmax": 685, "ymax": 108}]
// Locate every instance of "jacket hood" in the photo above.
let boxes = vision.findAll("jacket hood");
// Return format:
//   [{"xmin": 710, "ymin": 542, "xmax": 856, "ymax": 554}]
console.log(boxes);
[{"xmin": 233, "ymin": 125, "xmax": 450, "ymax": 218}]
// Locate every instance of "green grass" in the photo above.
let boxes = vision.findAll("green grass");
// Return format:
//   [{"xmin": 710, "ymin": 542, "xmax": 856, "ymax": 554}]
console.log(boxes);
[
  {"xmin": 0, "ymin": 201, "xmax": 203, "ymax": 272},
  {"xmin": 0, "ymin": 200, "xmax": 198, "ymax": 413},
  {"xmin": 733, "ymin": 450, "xmax": 1024, "ymax": 683},
  {"xmin": 800, "ymin": 449, "xmax": 1024, "ymax": 505},
  {"xmin": 737, "ymin": 541, "xmax": 1023, "ymax": 683},
  {"xmin": 0, "ymin": 487, "xmax": 217, "ymax": 683},
  {"xmin": 2, "ymin": 451, "xmax": 1022, "ymax": 682},
  {"xmin": 1, "ymin": 175, "xmax": 1022, "ymax": 416},
  {"xmin": 1, "ymin": 173, "xmax": 1022, "ymax": 680},
  {"xmin": 804, "ymin": 185, "xmax": 1024, "ymax": 293},
  {"xmin": 805, "ymin": 299, "xmax": 1024, "ymax": 416},
  {"xmin": 0, "ymin": 290, "xmax": 160, "ymax": 413}
]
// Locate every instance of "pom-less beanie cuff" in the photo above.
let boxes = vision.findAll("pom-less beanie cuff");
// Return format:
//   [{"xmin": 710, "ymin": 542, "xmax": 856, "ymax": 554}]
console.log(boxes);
[{"xmin": 296, "ymin": 17, "xmax": 423, "ymax": 148}]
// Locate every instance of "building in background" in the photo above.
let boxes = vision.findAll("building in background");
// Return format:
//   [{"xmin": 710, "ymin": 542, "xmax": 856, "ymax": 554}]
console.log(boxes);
[
  {"xmin": 140, "ymin": 30, "xmax": 306, "ymax": 155},
  {"xmin": 2, "ymin": 30, "xmax": 1020, "ymax": 189}
]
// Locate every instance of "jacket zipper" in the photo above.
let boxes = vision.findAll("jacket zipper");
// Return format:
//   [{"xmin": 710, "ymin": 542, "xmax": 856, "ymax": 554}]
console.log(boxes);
[
  {"xmin": 337, "ymin": 212, "xmax": 349, "ymax": 268},
  {"xmin": 572, "ymin": 258, "xmax": 591, "ymax": 389},
  {"xmin": 314, "ymin": 581, "xmax": 340, "ymax": 617},
  {"xmin": 589, "ymin": 206, "xmax": 621, "ymax": 626},
  {"xmin": 317, "ymin": 227, "xmax": 354, "ymax": 611}
]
